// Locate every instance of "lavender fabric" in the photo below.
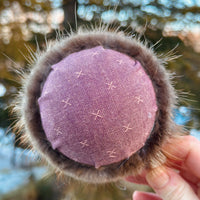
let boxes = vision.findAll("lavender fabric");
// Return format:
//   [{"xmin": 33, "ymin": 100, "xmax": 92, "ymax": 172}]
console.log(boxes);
[{"xmin": 38, "ymin": 46, "xmax": 158, "ymax": 168}]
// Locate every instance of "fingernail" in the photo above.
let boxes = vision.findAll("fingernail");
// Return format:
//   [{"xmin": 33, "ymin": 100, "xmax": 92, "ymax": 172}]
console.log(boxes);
[{"xmin": 146, "ymin": 166, "xmax": 169, "ymax": 190}]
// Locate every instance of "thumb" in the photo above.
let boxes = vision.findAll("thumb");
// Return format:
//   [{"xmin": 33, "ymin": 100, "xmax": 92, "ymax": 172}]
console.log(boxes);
[{"xmin": 146, "ymin": 166, "xmax": 199, "ymax": 200}]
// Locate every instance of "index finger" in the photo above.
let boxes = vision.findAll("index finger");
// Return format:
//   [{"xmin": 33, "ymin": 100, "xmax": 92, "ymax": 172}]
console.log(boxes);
[{"xmin": 163, "ymin": 135, "xmax": 200, "ymax": 179}]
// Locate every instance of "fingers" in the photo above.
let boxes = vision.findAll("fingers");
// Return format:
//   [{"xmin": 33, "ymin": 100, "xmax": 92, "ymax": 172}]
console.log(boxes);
[
  {"xmin": 163, "ymin": 135, "xmax": 200, "ymax": 179},
  {"xmin": 127, "ymin": 136, "xmax": 200, "ymax": 199},
  {"xmin": 133, "ymin": 191, "xmax": 162, "ymax": 200},
  {"xmin": 146, "ymin": 166, "xmax": 199, "ymax": 200},
  {"xmin": 180, "ymin": 169, "xmax": 200, "ymax": 185}
]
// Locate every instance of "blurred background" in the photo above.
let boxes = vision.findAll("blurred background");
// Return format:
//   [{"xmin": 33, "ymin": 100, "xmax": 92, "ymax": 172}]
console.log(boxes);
[{"xmin": 0, "ymin": 0, "xmax": 200, "ymax": 199}]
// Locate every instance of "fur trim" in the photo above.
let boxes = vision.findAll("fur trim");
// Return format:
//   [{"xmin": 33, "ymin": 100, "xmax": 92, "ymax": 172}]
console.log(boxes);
[{"xmin": 13, "ymin": 27, "xmax": 182, "ymax": 183}]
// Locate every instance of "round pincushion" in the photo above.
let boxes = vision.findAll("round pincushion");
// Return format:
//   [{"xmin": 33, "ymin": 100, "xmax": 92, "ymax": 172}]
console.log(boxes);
[
  {"xmin": 14, "ymin": 29, "xmax": 180, "ymax": 183},
  {"xmin": 38, "ymin": 46, "xmax": 157, "ymax": 168}
]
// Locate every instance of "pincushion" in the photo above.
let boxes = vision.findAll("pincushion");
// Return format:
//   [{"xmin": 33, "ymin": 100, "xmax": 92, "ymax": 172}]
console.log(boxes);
[
  {"xmin": 38, "ymin": 46, "xmax": 157, "ymax": 168},
  {"xmin": 13, "ymin": 29, "xmax": 181, "ymax": 183}
]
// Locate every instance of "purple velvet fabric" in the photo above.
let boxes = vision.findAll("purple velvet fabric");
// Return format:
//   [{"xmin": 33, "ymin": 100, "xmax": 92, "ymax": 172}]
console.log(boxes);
[{"xmin": 38, "ymin": 46, "xmax": 158, "ymax": 168}]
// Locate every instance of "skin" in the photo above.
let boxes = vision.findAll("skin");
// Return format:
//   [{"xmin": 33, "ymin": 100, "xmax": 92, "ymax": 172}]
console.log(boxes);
[{"xmin": 126, "ymin": 135, "xmax": 200, "ymax": 200}]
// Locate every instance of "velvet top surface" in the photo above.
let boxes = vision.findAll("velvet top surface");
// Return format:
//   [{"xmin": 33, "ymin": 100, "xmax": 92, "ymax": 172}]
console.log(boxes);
[{"xmin": 38, "ymin": 46, "xmax": 158, "ymax": 168}]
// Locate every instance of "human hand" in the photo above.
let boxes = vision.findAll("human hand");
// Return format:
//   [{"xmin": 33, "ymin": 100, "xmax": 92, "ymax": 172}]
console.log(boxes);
[{"xmin": 126, "ymin": 135, "xmax": 200, "ymax": 200}]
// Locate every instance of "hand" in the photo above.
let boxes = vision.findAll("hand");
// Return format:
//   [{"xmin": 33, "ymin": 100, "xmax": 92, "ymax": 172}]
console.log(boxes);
[{"xmin": 126, "ymin": 135, "xmax": 200, "ymax": 200}]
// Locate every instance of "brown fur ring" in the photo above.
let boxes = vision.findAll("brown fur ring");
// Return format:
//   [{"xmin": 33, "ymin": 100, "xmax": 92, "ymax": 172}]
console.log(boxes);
[{"xmin": 14, "ymin": 28, "xmax": 181, "ymax": 183}]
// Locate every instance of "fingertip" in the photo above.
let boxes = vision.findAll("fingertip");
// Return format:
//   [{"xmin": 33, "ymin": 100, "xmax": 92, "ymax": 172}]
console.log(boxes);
[
  {"xmin": 133, "ymin": 191, "xmax": 162, "ymax": 200},
  {"xmin": 132, "ymin": 191, "xmax": 139, "ymax": 200},
  {"xmin": 146, "ymin": 166, "xmax": 199, "ymax": 200}
]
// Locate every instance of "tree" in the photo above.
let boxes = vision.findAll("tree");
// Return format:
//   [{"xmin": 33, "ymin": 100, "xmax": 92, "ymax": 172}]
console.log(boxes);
[
  {"xmin": 1, "ymin": 0, "xmax": 200, "ymax": 140},
  {"xmin": 0, "ymin": 0, "xmax": 200, "ymax": 199}
]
